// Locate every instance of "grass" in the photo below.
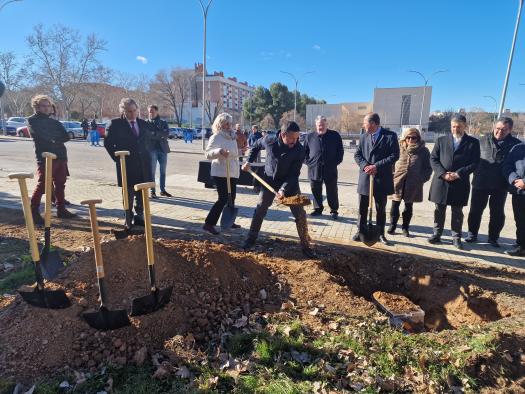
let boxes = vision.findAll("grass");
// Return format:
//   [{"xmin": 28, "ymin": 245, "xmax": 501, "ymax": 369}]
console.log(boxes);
[{"xmin": 0, "ymin": 263, "xmax": 34, "ymax": 293}]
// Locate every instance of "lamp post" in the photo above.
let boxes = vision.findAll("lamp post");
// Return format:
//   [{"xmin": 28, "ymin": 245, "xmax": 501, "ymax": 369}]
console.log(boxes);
[
  {"xmin": 280, "ymin": 70, "xmax": 315, "ymax": 122},
  {"xmin": 408, "ymin": 69, "xmax": 448, "ymax": 132},
  {"xmin": 0, "ymin": 0, "xmax": 22, "ymax": 12},
  {"xmin": 483, "ymin": 95, "xmax": 498, "ymax": 125},
  {"xmin": 197, "ymin": 0, "xmax": 213, "ymax": 150},
  {"xmin": 498, "ymin": 0, "xmax": 523, "ymax": 117}
]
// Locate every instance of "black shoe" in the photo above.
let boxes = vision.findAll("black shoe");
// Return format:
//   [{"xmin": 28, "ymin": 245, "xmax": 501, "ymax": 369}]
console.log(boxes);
[
  {"xmin": 379, "ymin": 235, "xmax": 392, "ymax": 246},
  {"xmin": 352, "ymin": 233, "xmax": 361, "ymax": 242},
  {"xmin": 464, "ymin": 234, "xmax": 478, "ymax": 243},
  {"xmin": 231, "ymin": 223, "xmax": 241, "ymax": 229},
  {"xmin": 330, "ymin": 212, "xmax": 339, "ymax": 220},
  {"xmin": 301, "ymin": 246, "xmax": 316, "ymax": 258},
  {"xmin": 160, "ymin": 190, "xmax": 172, "ymax": 197},
  {"xmin": 133, "ymin": 214, "xmax": 145, "ymax": 227},
  {"xmin": 150, "ymin": 192, "xmax": 158, "ymax": 199},
  {"xmin": 242, "ymin": 239, "xmax": 256, "ymax": 250},
  {"xmin": 505, "ymin": 246, "xmax": 525, "ymax": 257},
  {"xmin": 402, "ymin": 228, "xmax": 410, "ymax": 237},
  {"xmin": 203, "ymin": 223, "xmax": 219, "ymax": 235},
  {"xmin": 387, "ymin": 225, "xmax": 396, "ymax": 235},
  {"xmin": 428, "ymin": 235, "xmax": 441, "ymax": 244},
  {"xmin": 453, "ymin": 239, "xmax": 463, "ymax": 250},
  {"xmin": 310, "ymin": 209, "xmax": 323, "ymax": 217},
  {"xmin": 488, "ymin": 238, "xmax": 500, "ymax": 248},
  {"xmin": 57, "ymin": 207, "xmax": 77, "ymax": 219}
]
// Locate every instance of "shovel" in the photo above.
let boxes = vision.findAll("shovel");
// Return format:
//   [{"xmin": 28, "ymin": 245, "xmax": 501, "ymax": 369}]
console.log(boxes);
[
  {"xmin": 220, "ymin": 158, "xmax": 238, "ymax": 230},
  {"xmin": 130, "ymin": 182, "xmax": 173, "ymax": 316},
  {"xmin": 80, "ymin": 199, "xmax": 130, "ymax": 330},
  {"xmin": 112, "ymin": 151, "xmax": 141, "ymax": 239},
  {"xmin": 8, "ymin": 172, "xmax": 70, "ymax": 309},
  {"xmin": 359, "ymin": 174, "xmax": 380, "ymax": 246},
  {"xmin": 247, "ymin": 168, "xmax": 311, "ymax": 207},
  {"xmin": 40, "ymin": 152, "xmax": 64, "ymax": 279}
]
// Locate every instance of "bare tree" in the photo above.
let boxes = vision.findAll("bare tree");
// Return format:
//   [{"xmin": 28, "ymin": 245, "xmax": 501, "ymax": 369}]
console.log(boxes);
[
  {"xmin": 0, "ymin": 51, "xmax": 32, "ymax": 115},
  {"xmin": 279, "ymin": 109, "xmax": 305, "ymax": 130},
  {"xmin": 260, "ymin": 113, "xmax": 275, "ymax": 130},
  {"xmin": 26, "ymin": 24, "xmax": 106, "ymax": 119},
  {"xmin": 152, "ymin": 68, "xmax": 192, "ymax": 126},
  {"xmin": 204, "ymin": 98, "xmax": 223, "ymax": 126}
]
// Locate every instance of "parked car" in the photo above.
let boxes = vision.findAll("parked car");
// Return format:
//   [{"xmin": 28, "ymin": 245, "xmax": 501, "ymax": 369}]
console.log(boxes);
[
  {"xmin": 7, "ymin": 117, "xmax": 27, "ymax": 129},
  {"xmin": 196, "ymin": 128, "xmax": 212, "ymax": 139},
  {"xmin": 16, "ymin": 126, "xmax": 30, "ymax": 138},
  {"xmin": 169, "ymin": 127, "xmax": 183, "ymax": 139},
  {"xmin": 96, "ymin": 123, "xmax": 106, "ymax": 138},
  {"xmin": 0, "ymin": 119, "xmax": 17, "ymax": 134},
  {"xmin": 61, "ymin": 121, "xmax": 84, "ymax": 139}
]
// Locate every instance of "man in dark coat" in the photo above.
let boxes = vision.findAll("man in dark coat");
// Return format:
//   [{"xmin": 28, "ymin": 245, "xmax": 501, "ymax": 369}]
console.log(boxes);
[
  {"xmin": 502, "ymin": 142, "xmax": 525, "ymax": 256},
  {"xmin": 241, "ymin": 121, "xmax": 314, "ymax": 258},
  {"xmin": 28, "ymin": 94, "xmax": 76, "ymax": 224},
  {"xmin": 147, "ymin": 104, "xmax": 171, "ymax": 199},
  {"xmin": 466, "ymin": 117, "xmax": 521, "ymax": 247},
  {"xmin": 104, "ymin": 98, "xmax": 152, "ymax": 226},
  {"xmin": 81, "ymin": 118, "xmax": 89, "ymax": 139},
  {"xmin": 354, "ymin": 113, "xmax": 400, "ymax": 245},
  {"xmin": 428, "ymin": 114, "xmax": 480, "ymax": 249},
  {"xmin": 303, "ymin": 115, "xmax": 344, "ymax": 219}
]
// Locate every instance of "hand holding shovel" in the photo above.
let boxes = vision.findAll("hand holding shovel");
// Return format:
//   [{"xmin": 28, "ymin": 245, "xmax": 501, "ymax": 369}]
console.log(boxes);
[
  {"xmin": 80, "ymin": 199, "xmax": 130, "ymax": 330},
  {"xmin": 8, "ymin": 172, "xmax": 70, "ymax": 309},
  {"xmin": 130, "ymin": 182, "xmax": 173, "ymax": 316}
]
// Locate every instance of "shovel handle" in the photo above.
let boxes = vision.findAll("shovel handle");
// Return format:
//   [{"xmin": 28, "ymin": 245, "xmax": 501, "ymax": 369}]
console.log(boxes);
[
  {"xmin": 114, "ymin": 151, "xmax": 130, "ymax": 210},
  {"xmin": 135, "ymin": 182, "xmax": 155, "ymax": 267},
  {"xmin": 42, "ymin": 152, "xmax": 55, "ymax": 228},
  {"xmin": 81, "ymin": 199, "xmax": 105, "ymax": 279},
  {"xmin": 248, "ymin": 169, "xmax": 278, "ymax": 196},
  {"xmin": 225, "ymin": 158, "xmax": 232, "ymax": 194},
  {"xmin": 368, "ymin": 175, "xmax": 375, "ymax": 221}
]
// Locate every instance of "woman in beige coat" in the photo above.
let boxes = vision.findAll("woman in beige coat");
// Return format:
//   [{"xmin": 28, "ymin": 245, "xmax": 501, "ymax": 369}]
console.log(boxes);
[
  {"xmin": 388, "ymin": 128, "xmax": 432, "ymax": 236},
  {"xmin": 203, "ymin": 113, "xmax": 240, "ymax": 234}
]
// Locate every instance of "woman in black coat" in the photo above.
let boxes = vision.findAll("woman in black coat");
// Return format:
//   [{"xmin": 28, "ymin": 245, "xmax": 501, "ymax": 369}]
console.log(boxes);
[{"xmin": 428, "ymin": 114, "xmax": 480, "ymax": 249}]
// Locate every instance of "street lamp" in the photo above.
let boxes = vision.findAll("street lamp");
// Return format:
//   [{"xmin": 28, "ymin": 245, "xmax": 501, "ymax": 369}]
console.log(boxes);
[
  {"xmin": 498, "ymin": 0, "xmax": 523, "ymax": 117},
  {"xmin": 280, "ymin": 70, "xmax": 315, "ymax": 122},
  {"xmin": 0, "ymin": 0, "xmax": 22, "ymax": 12},
  {"xmin": 408, "ymin": 69, "xmax": 448, "ymax": 131},
  {"xmin": 197, "ymin": 0, "xmax": 213, "ymax": 150},
  {"xmin": 483, "ymin": 95, "xmax": 498, "ymax": 125}
]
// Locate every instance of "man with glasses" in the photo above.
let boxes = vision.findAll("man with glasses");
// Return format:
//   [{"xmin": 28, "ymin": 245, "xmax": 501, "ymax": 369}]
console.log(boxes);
[{"xmin": 466, "ymin": 117, "xmax": 521, "ymax": 247}]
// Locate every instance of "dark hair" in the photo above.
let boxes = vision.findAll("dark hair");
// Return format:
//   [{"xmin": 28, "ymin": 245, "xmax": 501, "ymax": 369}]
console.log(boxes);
[
  {"xmin": 365, "ymin": 112, "xmax": 380, "ymax": 125},
  {"xmin": 497, "ymin": 116, "xmax": 514, "ymax": 129},
  {"xmin": 282, "ymin": 120, "xmax": 300, "ymax": 133},
  {"xmin": 148, "ymin": 105, "xmax": 159, "ymax": 111},
  {"xmin": 451, "ymin": 114, "xmax": 467, "ymax": 124}
]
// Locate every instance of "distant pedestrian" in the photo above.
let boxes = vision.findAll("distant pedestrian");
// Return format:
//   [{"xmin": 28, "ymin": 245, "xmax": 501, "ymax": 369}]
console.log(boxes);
[
  {"xmin": 388, "ymin": 128, "xmax": 432, "ymax": 237},
  {"xmin": 502, "ymin": 142, "xmax": 525, "ymax": 256},
  {"xmin": 89, "ymin": 118, "xmax": 100, "ymax": 146},
  {"xmin": 81, "ymin": 118, "xmax": 89, "ymax": 139},
  {"xmin": 184, "ymin": 128, "xmax": 194, "ymax": 143},
  {"xmin": 303, "ymin": 115, "xmax": 344, "ymax": 219},
  {"xmin": 354, "ymin": 113, "xmax": 400, "ymax": 245},
  {"xmin": 466, "ymin": 117, "xmax": 521, "ymax": 247},
  {"xmin": 234, "ymin": 123, "xmax": 248, "ymax": 158},
  {"xmin": 147, "ymin": 104, "xmax": 172, "ymax": 198},
  {"xmin": 203, "ymin": 113, "xmax": 240, "ymax": 235},
  {"xmin": 428, "ymin": 114, "xmax": 480, "ymax": 249},
  {"xmin": 28, "ymin": 94, "xmax": 76, "ymax": 224},
  {"xmin": 248, "ymin": 125, "xmax": 263, "ymax": 162}
]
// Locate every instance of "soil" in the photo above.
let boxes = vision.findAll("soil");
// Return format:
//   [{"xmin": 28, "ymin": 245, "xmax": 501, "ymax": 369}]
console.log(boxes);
[
  {"xmin": 279, "ymin": 194, "xmax": 311, "ymax": 206},
  {"xmin": 372, "ymin": 291, "xmax": 422, "ymax": 315}
]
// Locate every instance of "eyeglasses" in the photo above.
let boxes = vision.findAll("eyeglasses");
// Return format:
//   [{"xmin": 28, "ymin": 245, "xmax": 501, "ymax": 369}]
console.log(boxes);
[{"xmin": 405, "ymin": 136, "xmax": 419, "ymax": 141}]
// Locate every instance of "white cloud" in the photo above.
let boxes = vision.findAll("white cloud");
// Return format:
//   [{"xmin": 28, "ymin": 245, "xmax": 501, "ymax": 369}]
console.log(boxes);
[
  {"xmin": 136, "ymin": 55, "xmax": 148, "ymax": 64},
  {"xmin": 313, "ymin": 44, "xmax": 321, "ymax": 50}
]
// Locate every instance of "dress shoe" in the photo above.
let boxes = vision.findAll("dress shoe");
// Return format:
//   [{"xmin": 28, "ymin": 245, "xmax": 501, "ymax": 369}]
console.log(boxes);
[
  {"xmin": 505, "ymin": 246, "xmax": 525, "ymax": 257},
  {"xmin": 133, "ymin": 214, "xmax": 145, "ymax": 227},
  {"xmin": 352, "ymin": 233, "xmax": 361, "ymax": 242},
  {"xmin": 310, "ymin": 209, "xmax": 323, "ymax": 217},
  {"xmin": 330, "ymin": 211, "xmax": 339, "ymax": 220},
  {"xmin": 301, "ymin": 246, "xmax": 316, "ymax": 258},
  {"xmin": 56, "ymin": 207, "xmax": 77, "ymax": 219},
  {"xmin": 32, "ymin": 208, "xmax": 44, "ymax": 225},
  {"xmin": 453, "ymin": 238, "xmax": 463, "ymax": 250},
  {"xmin": 427, "ymin": 235, "xmax": 441, "ymax": 244},
  {"xmin": 387, "ymin": 225, "xmax": 396, "ymax": 235},
  {"xmin": 202, "ymin": 223, "xmax": 219, "ymax": 235},
  {"xmin": 402, "ymin": 228, "xmax": 410, "ymax": 237},
  {"xmin": 160, "ymin": 190, "xmax": 172, "ymax": 197},
  {"xmin": 150, "ymin": 192, "xmax": 158, "ymax": 199},
  {"xmin": 52, "ymin": 199, "xmax": 71, "ymax": 207},
  {"xmin": 487, "ymin": 238, "xmax": 500, "ymax": 248},
  {"xmin": 231, "ymin": 223, "xmax": 241, "ymax": 229},
  {"xmin": 242, "ymin": 239, "xmax": 256, "ymax": 250},
  {"xmin": 379, "ymin": 235, "xmax": 392, "ymax": 246},
  {"xmin": 464, "ymin": 233, "xmax": 478, "ymax": 243}
]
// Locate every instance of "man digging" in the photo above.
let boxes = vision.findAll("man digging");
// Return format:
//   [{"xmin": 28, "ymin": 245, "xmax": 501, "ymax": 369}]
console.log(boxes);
[{"xmin": 241, "ymin": 121, "xmax": 315, "ymax": 258}]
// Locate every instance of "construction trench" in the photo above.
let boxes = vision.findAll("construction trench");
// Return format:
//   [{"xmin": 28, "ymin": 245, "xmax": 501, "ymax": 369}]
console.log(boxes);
[{"xmin": 0, "ymin": 236, "xmax": 523, "ymax": 383}]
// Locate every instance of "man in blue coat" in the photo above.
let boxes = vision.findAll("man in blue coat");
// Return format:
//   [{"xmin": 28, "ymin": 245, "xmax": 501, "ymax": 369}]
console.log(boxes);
[{"xmin": 354, "ymin": 113, "xmax": 400, "ymax": 245}]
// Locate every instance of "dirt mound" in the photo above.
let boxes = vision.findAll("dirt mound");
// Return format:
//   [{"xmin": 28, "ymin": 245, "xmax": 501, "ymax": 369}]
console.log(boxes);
[{"xmin": 0, "ymin": 237, "xmax": 372, "ymax": 380}]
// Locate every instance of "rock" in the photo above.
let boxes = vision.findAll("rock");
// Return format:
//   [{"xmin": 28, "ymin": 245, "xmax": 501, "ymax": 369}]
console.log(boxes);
[
  {"xmin": 133, "ymin": 346, "xmax": 148, "ymax": 366},
  {"xmin": 152, "ymin": 365, "xmax": 170, "ymax": 379},
  {"xmin": 113, "ymin": 338, "xmax": 123, "ymax": 349},
  {"xmin": 175, "ymin": 365, "xmax": 191, "ymax": 379},
  {"xmin": 78, "ymin": 298, "xmax": 88, "ymax": 307},
  {"xmin": 259, "ymin": 289, "xmax": 267, "ymax": 300}
]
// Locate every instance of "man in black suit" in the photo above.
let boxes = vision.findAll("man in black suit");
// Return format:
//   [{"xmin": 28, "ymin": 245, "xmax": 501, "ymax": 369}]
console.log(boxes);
[
  {"xmin": 104, "ymin": 98, "xmax": 152, "ymax": 227},
  {"xmin": 303, "ymin": 116, "xmax": 344, "ymax": 219},
  {"xmin": 428, "ymin": 114, "xmax": 480, "ymax": 249},
  {"xmin": 354, "ymin": 113, "xmax": 400, "ymax": 245},
  {"xmin": 466, "ymin": 117, "xmax": 521, "ymax": 247}
]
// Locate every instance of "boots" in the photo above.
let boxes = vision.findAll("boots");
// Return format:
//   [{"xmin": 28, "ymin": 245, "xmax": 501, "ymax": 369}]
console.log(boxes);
[
  {"xmin": 56, "ymin": 206, "xmax": 77, "ymax": 219},
  {"xmin": 401, "ymin": 210, "xmax": 412, "ymax": 237},
  {"xmin": 31, "ymin": 206, "xmax": 44, "ymax": 225}
]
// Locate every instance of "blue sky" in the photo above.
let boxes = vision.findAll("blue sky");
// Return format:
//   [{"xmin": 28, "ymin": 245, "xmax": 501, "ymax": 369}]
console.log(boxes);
[{"xmin": 1, "ymin": 0, "xmax": 524, "ymax": 111}]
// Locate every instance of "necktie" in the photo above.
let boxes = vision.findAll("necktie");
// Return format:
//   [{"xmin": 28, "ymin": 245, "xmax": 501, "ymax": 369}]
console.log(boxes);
[
  {"xmin": 131, "ymin": 121, "xmax": 138, "ymax": 137},
  {"xmin": 371, "ymin": 133, "xmax": 376, "ymax": 145}
]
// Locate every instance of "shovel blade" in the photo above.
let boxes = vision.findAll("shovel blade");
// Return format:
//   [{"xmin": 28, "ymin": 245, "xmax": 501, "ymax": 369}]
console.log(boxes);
[
  {"xmin": 359, "ymin": 223, "xmax": 380, "ymax": 247},
  {"xmin": 220, "ymin": 205, "xmax": 238, "ymax": 230},
  {"xmin": 83, "ymin": 307, "xmax": 130, "ymax": 331},
  {"xmin": 111, "ymin": 227, "xmax": 144, "ymax": 240},
  {"xmin": 19, "ymin": 288, "xmax": 71, "ymax": 309},
  {"xmin": 130, "ymin": 286, "xmax": 173, "ymax": 317},
  {"xmin": 40, "ymin": 248, "xmax": 64, "ymax": 280}
]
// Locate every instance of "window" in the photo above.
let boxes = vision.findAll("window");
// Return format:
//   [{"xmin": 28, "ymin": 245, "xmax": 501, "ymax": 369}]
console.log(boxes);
[{"xmin": 400, "ymin": 95, "xmax": 411, "ymax": 125}]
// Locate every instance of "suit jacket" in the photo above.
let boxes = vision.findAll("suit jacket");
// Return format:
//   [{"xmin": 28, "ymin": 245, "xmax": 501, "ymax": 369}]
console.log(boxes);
[
  {"xmin": 28, "ymin": 112, "xmax": 70, "ymax": 164},
  {"xmin": 104, "ymin": 116, "xmax": 152, "ymax": 187},
  {"xmin": 429, "ymin": 134, "xmax": 480, "ymax": 206},
  {"xmin": 303, "ymin": 129, "xmax": 344, "ymax": 181},
  {"xmin": 502, "ymin": 143, "xmax": 525, "ymax": 196},
  {"xmin": 354, "ymin": 128, "xmax": 400, "ymax": 196},
  {"xmin": 146, "ymin": 116, "xmax": 170, "ymax": 154},
  {"xmin": 247, "ymin": 133, "xmax": 305, "ymax": 196}
]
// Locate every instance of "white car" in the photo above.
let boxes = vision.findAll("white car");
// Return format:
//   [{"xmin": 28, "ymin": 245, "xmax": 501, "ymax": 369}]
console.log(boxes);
[
  {"xmin": 6, "ymin": 117, "xmax": 27, "ymax": 129},
  {"xmin": 60, "ymin": 121, "xmax": 84, "ymax": 139}
]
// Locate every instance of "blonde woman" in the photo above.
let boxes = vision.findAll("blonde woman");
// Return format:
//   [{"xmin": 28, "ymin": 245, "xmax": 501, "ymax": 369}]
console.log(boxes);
[
  {"xmin": 203, "ymin": 113, "xmax": 240, "ymax": 234},
  {"xmin": 388, "ymin": 128, "xmax": 432, "ymax": 237}
]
